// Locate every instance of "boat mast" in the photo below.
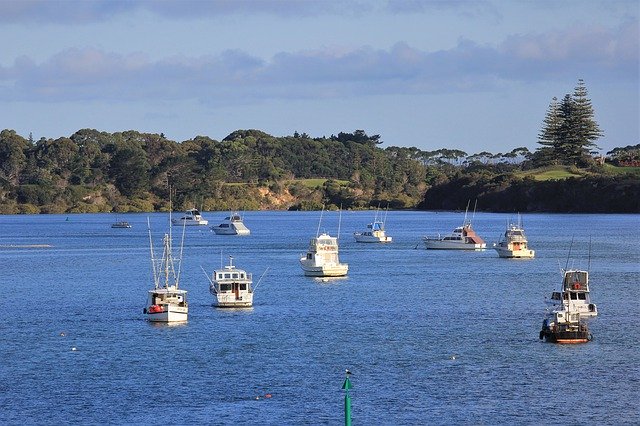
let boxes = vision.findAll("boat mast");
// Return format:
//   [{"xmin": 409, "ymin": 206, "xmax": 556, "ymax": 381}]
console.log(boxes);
[
  {"xmin": 147, "ymin": 217, "xmax": 159, "ymax": 289},
  {"xmin": 337, "ymin": 204, "xmax": 342, "ymax": 240},
  {"xmin": 463, "ymin": 200, "xmax": 470, "ymax": 225},
  {"xmin": 316, "ymin": 205, "xmax": 324, "ymax": 237}
]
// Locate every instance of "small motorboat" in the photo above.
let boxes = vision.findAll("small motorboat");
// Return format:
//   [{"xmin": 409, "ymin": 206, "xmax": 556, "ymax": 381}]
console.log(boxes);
[
  {"xmin": 111, "ymin": 220, "xmax": 132, "ymax": 229},
  {"xmin": 211, "ymin": 212, "xmax": 250, "ymax": 235},
  {"xmin": 354, "ymin": 209, "xmax": 392, "ymax": 243},
  {"xmin": 172, "ymin": 208, "xmax": 208, "ymax": 226}
]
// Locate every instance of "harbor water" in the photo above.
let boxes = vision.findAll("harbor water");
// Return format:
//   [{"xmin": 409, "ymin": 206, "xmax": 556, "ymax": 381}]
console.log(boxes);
[{"xmin": 1, "ymin": 211, "xmax": 639, "ymax": 424}]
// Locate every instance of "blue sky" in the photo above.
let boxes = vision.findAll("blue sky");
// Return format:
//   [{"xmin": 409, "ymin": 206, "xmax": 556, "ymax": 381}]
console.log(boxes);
[{"xmin": 0, "ymin": 0, "xmax": 637, "ymax": 154}]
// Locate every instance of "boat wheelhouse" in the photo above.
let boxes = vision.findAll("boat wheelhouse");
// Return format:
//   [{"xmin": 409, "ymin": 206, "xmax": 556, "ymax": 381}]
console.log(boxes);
[
  {"xmin": 172, "ymin": 208, "xmax": 208, "ymax": 226},
  {"xmin": 211, "ymin": 212, "xmax": 250, "ymax": 235},
  {"xmin": 493, "ymin": 220, "xmax": 534, "ymax": 258},
  {"xmin": 546, "ymin": 269, "xmax": 597, "ymax": 318},
  {"xmin": 209, "ymin": 256, "xmax": 253, "ymax": 308}
]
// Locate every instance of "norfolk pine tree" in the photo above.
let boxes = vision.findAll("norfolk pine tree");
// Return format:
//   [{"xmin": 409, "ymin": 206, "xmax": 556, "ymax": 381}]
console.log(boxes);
[{"xmin": 537, "ymin": 79, "xmax": 603, "ymax": 166}]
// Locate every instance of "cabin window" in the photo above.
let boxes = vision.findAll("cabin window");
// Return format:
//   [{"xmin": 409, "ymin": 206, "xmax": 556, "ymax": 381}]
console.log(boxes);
[
  {"xmin": 224, "ymin": 273, "xmax": 231, "ymax": 279},
  {"xmin": 217, "ymin": 273, "xmax": 223, "ymax": 280},
  {"xmin": 239, "ymin": 284, "xmax": 247, "ymax": 290},
  {"xmin": 240, "ymin": 273, "xmax": 245, "ymax": 278},
  {"xmin": 307, "ymin": 253, "xmax": 312, "ymax": 259},
  {"xmin": 570, "ymin": 293, "xmax": 578, "ymax": 300},
  {"xmin": 220, "ymin": 284, "xmax": 231, "ymax": 292},
  {"xmin": 232, "ymin": 273, "xmax": 239, "ymax": 279},
  {"xmin": 578, "ymin": 293, "xmax": 586, "ymax": 300}
]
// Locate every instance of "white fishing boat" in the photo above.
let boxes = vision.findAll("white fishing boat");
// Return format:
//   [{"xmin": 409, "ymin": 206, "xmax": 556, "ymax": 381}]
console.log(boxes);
[
  {"xmin": 493, "ymin": 217, "xmax": 534, "ymax": 258},
  {"xmin": 354, "ymin": 209, "xmax": 392, "ymax": 243},
  {"xmin": 211, "ymin": 212, "xmax": 250, "ymax": 235},
  {"xmin": 143, "ymin": 215, "xmax": 188, "ymax": 323},
  {"xmin": 423, "ymin": 202, "xmax": 485, "ymax": 250},
  {"xmin": 300, "ymin": 208, "xmax": 348, "ymax": 277},
  {"xmin": 207, "ymin": 256, "xmax": 254, "ymax": 308},
  {"xmin": 172, "ymin": 208, "xmax": 208, "ymax": 226},
  {"xmin": 540, "ymin": 245, "xmax": 597, "ymax": 343}
]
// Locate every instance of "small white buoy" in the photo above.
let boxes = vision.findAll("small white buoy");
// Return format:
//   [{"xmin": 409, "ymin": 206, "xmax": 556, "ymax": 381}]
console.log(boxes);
[
  {"xmin": 59, "ymin": 332, "xmax": 66, "ymax": 337},
  {"xmin": 449, "ymin": 355, "xmax": 456, "ymax": 360},
  {"xmin": 71, "ymin": 347, "xmax": 77, "ymax": 351}
]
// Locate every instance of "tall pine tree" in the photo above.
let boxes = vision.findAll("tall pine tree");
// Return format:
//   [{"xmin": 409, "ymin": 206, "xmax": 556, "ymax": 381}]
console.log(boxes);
[{"xmin": 537, "ymin": 79, "xmax": 603, "ymax": 166}]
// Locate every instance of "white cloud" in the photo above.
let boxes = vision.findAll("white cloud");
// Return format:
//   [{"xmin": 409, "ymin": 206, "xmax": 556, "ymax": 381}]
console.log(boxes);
[{"xmin": 0, "ymin": 20, "xmax": 636, "ymax": 104}]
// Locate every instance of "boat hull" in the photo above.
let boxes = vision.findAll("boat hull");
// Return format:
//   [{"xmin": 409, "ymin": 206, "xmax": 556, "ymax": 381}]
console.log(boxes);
[
  {"xmin": 354, "ymin": 234, "xmax": 392, "ymax": 243},
  {"xmin": 423, "ymin": 240, "xmax": 485, "ymax": 250},
  {"xmin": 212, "ymin": 227, "xmax": 250, "ymax": 235},
  {"xmin": 172, "ymin": 219, "xmax": 208, "ymax": 226},
  {"xmin": 145, "ymin": 305, "xmax": 188, "ymax": 323},
  {"xmin": 300, "ymin": 260, "xmax": 348, "ymax": 277},
  {"xmin": 494, "ymin": 247, "xmax": 535, "ymax": 258},
  {"xmin": 540, "ymin": 328, "xmax": 592, "ymax": 344}
]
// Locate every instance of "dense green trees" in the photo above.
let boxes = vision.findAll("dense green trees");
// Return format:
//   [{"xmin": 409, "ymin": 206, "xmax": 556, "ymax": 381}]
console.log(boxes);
[
  {"xmin": 537, "ymin": 79, "xmax": 603, "ymax": 166},
  {"xmin": 0, "ymin": 118, "xmax": 635, "ymax": 214}
]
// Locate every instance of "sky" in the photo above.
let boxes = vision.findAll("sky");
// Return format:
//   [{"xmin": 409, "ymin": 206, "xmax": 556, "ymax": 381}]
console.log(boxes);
[{"xmin": 0, "ymin": 0, "xmax": 637, "ymax": 155}]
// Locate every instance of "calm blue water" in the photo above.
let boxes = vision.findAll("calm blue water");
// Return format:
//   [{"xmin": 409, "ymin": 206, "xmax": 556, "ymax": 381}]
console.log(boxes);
[{"xmin": 1, "ymin": 211, "xmax": 639, "ymax": 425}]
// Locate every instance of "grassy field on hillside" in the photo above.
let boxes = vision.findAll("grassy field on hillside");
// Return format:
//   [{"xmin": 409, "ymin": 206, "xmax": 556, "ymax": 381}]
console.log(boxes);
[{"xmin": 517, "ymin": 166, "xmax": 582, "ymax": 181}]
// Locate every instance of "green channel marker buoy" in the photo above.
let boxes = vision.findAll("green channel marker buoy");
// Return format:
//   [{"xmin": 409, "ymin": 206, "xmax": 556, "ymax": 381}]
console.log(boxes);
[{"xmin": 342, "ymin": 370, "xmax": 353, "ymax": 426}]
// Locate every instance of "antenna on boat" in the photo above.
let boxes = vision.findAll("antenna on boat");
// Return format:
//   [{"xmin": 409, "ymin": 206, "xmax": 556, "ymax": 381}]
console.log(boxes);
[
  {"xmin": 253, "ymin": 266, "xmax": 270, "ymax": 293},
  {"xmin": 463, "ymin": 200, "xmax": 470, "ymax": 224},
  {"xmin": 147, "ymin": 217, "xmax": 159, "ymax": 289},
  {"xmin": 201, "ymin": 265, "xmax": 215, "ymax": 288},
  {"xmin": 316, "ymin": 205, "xmax": 325, "ymax": 237},
  {"xmin": 564, "ymin": 236, "xmax": 574, "ymax": 272},
  {"xmin": 471, "ymin": 199, "xmax": 478, "ymax": 224},
  {"xmin": 587, "ymin": 235, "xmax": 592, "ymax": 273},
  {"xmin": 175, "ymin": 218, "xmax": 187, "ymax": 287},
  {"xmin": 383, "ymin": 204, "xmax": 389, "ymax": 223},
  {"xmin": 337, "ymin": 204, "xmax": 343, "ymax": 240}
]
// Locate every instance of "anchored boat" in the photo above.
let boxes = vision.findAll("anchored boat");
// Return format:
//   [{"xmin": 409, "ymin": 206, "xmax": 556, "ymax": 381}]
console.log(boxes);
[
  {"xmin": 493, "ymin": 217, "xmax": 534, "ymax": 258},
  {"xmin": 540, "ymin": 245, "xmax": 597, "ymax": 343},
  {"xmin": 143, "ymin": 215, "xmax": 188, "ymax": 323},
  {"xmin": 211, "ymin": 212, "xmax": 250, "ymax": 235},
  {"xmin": 423, "ymin": 202, "xmax": 485, "ymax": 250},
  {"xmin": 300, "ymin": 208, "xmax": 348, "ymax": 277},
  {"xmin": 354, "ymin": 208, "xmax": 392, "ymax": 243},
  {"xmin": 208, "ymin": 256, "xmax": 254, "ymax": 308},
  {"xmin": 172, "ymin": 208, "xmax": 208, "ymax": 226}
]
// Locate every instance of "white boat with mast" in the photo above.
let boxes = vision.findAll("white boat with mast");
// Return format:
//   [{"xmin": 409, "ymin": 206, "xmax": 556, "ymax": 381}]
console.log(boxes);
[
  {"xmin": 422, "ymin": 201, "xmax": 486, "ymax": 250},
  {"xmin": 204, "ymin": 256, "xmax": 268, "ymax": 308},
  {"xmin": 211, "ymin": 212, "xmax": 250, "ymax": 235},
  {"xmin": 300, "ymin": 207, "xmax": 349, "ymax": 277},
  {"xmin": 353, "ymin": 207, "xmax": 392, "ymax": 243},
  {"xmin": 493, "ymin": 215, "xmax": 534, "ymax": 258},
  {"xmin": 540, "ymin": 241, "xmax": 597, "ymax": 343},
  {"xmin": 143, "ymin": 207, "xmax": 188, "ymax": 323},
  {"xmin": 172, "ymin": 208, "xmax": 208, "ymax": 226}
]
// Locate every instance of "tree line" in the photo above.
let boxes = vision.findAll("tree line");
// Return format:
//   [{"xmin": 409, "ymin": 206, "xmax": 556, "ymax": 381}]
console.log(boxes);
[{"xmin": 0, "ymin": 79, "xmax": 637, "ymax": 213}]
